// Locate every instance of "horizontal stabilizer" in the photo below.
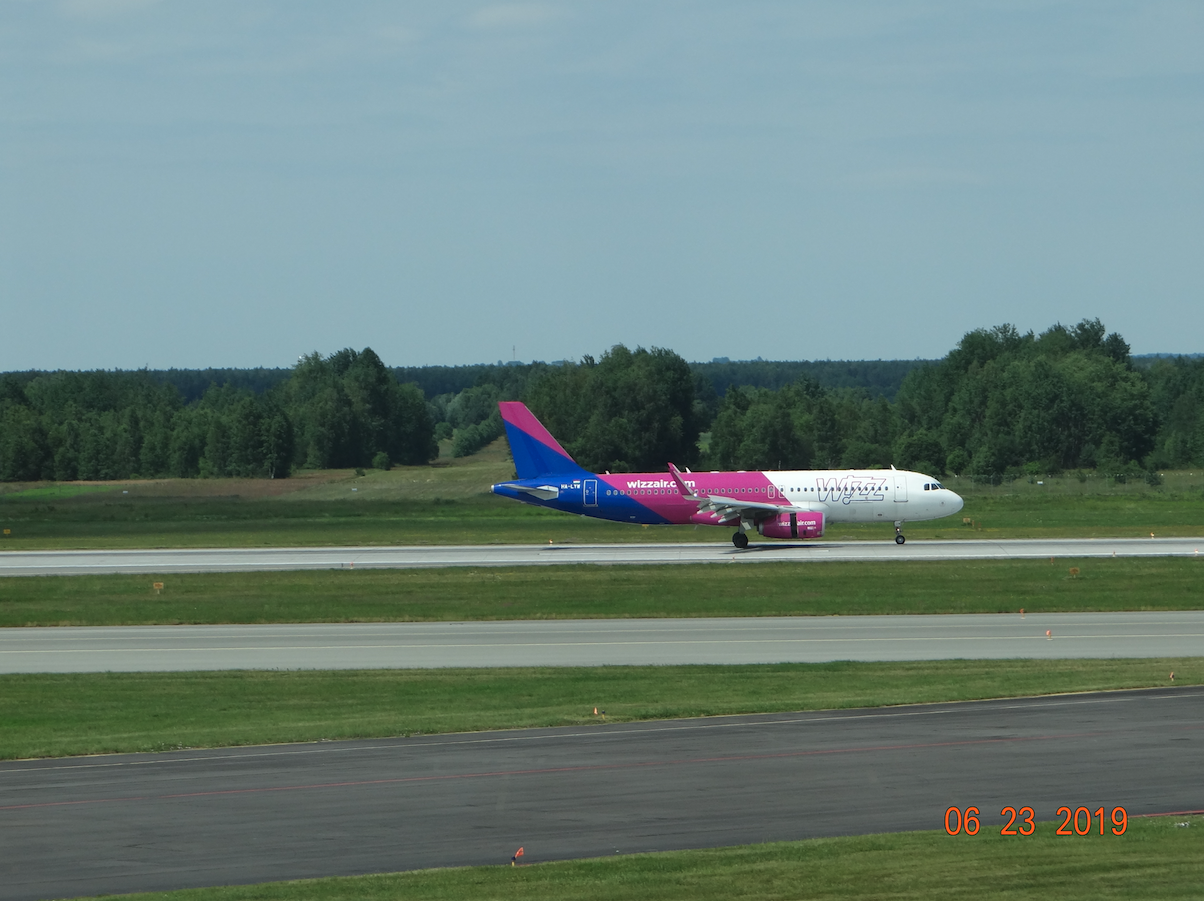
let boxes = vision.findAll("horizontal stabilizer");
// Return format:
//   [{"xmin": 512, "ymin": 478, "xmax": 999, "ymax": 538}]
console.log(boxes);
[{"xmin": 502, "ymin": 483, "xmax": 560, "ymax": 500}]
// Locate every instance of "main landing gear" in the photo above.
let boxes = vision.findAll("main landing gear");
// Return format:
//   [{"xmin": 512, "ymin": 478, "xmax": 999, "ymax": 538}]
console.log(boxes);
[
  {"xmin": 894, "ymin": 521, "xmax": 906, "ymax": 545},
  {"xmin": 732, "ymin": 531, "xmax": 749, "ymax": 549}
]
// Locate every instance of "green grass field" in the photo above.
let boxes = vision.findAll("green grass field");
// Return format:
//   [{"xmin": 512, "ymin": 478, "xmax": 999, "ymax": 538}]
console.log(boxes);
[
  {"xmin": 3, "ymin": 659, "xmax": 1197, "ymax": 759},
  {"xmin": 2, "ymin": 557, "xmax": 1200, "ymax": 626},
  {"xmin": 1, "ymin": 455, "xmax": 1202, "ymax": 549},
  {"xmin": 67, "ymin": 815, "xmax": 1204, "ymax": 901},
  {"xmin": 7, "ymin": 456, "xmax": 1200, "ymax": 898}
]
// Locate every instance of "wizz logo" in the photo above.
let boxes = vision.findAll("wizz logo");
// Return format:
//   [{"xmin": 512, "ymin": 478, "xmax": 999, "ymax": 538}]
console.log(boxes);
[{"xmin": 816, "ymin": 477, "xmax": 887, "ymax": 504}]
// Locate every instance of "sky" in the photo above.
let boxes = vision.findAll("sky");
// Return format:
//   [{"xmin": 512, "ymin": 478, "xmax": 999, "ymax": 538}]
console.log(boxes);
[{"xmin": 2, "ymin": 1, "xmax": 1202, "ymax": 370}]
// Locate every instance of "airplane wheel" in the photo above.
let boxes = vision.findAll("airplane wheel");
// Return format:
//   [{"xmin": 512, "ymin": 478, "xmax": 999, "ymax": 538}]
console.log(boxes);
[
  {"xmin": 733, "ymin": 532, "xmax": 749, "ymax": 549},
  {"xmin": 895, "ymin": 534, "xmax": 906, "ymax": 545}
]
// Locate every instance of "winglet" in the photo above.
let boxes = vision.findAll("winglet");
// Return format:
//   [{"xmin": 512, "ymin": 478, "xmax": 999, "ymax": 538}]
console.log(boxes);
[{"xmin": 668, "ymin": 462, "xmax": 697, "ymax": 498}]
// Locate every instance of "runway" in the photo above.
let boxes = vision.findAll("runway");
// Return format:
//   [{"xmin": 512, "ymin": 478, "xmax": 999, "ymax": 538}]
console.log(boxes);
[
  {"xmin": 3, "ymin": 612, "xmax": 1203, "ymax": 672},
  {"xmin": 2, "ymin": 686, "xmax": 1201, "ymax": 901},
  {"xmin": 2, "ymin": 537, "xmax": 1203, "ymax": 576}
]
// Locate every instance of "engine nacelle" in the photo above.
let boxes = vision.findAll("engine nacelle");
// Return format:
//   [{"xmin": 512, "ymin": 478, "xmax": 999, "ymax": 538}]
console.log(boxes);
[{"xmin": 758, "ymin": 511, "xmax": 825, "ymax": 540}]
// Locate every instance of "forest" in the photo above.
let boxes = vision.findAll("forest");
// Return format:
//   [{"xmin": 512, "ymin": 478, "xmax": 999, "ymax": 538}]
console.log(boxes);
[{"xmin": 1, "ymin": 319, "xmax": 1203, "ymax": 482}]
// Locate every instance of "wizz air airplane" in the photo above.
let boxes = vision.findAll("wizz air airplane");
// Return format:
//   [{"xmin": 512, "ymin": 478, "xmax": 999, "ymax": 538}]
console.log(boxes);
[{"xmin": 491, "ymin": 402, "xmax": 964, "ymax": 547}]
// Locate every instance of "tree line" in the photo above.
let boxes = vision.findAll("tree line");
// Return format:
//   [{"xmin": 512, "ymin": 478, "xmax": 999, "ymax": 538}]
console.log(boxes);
[
  {"xmin": 409, "ymin": 321, "xmax": 1204, "ymax": 478},
  {"xmin": 702, "ymin": 320, "xmax": 1204, "ymax": 479},
  {"xmin": 3, "ymin": 319, "xmax": 1203, "ymax": 482},
  {"xmin": 511, "ymin": 320, "xmax": 1204, "ymax": 478},
  {"xmin": 0, "ymin": 348, "xmax": 433, "ymax": 481}
]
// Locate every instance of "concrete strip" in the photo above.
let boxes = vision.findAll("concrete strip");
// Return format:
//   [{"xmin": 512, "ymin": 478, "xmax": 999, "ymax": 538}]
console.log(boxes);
[{"xmin": 3, "ymin": 612, "xmax": 1203, "ymax": 672}]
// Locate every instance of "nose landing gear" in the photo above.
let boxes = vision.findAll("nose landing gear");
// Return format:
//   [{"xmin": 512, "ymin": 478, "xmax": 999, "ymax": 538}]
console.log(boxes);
[{"xmin": 894, "ymin": 521, "xmax": 906, "ymax": 545}]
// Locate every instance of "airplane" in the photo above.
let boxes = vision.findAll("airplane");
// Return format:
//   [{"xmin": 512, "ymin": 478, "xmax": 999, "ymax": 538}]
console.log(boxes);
[{"xmin": 491, "ymin": 401, "xmax": 964, "ymax": 547}]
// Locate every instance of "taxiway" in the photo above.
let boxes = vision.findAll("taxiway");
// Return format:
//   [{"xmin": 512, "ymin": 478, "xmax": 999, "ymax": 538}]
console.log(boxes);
[
  {"xmin": 3, "ymin": 687, "xmax": 1201, "ymax": 901},
  {"xmin": 3, "ymin": 612, "xmax": 1204, "ymax": 672}
]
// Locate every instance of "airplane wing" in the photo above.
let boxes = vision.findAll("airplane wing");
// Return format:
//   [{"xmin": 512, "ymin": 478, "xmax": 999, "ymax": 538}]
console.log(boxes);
[
  {"xmin": 668, "ymin": 463, "xmax": 809, "ymax": 525},
  {"xmin": 693, "ymin": 494, "xmax": 804, "ymax": 524}
]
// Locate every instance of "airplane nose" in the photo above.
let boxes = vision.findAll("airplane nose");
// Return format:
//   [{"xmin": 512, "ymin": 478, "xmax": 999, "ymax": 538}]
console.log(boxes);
[{"xmin": 951, "ymin": 492, "xmax": 964, "ymax": 514}]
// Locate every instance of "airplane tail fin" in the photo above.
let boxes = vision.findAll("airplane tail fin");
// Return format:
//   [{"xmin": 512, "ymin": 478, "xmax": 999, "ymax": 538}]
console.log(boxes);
[{"xmin": 498, "ymin": 402, "xmax": 590, "ymax": 479}]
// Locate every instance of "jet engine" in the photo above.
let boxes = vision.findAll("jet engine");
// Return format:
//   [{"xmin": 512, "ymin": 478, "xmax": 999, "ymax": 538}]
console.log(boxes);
[{"xmin": 758, "ymin": 511, "xmax": 824, "ymax": 539}]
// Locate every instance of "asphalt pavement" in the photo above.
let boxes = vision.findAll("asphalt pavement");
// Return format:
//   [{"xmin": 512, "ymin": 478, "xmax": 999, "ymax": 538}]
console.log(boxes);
[
  {"xmin": 2, "ymin": 537, "xmax": 1202, "ymax": 576},
  {"xmin": 3, "ymin": 686, "xmax": 1201, "ymax": 901}
]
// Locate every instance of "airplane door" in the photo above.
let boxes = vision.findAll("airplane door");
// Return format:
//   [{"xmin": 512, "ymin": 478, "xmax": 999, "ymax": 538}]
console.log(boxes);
[
  {"xmin": 584, "ymin": 479, "xmax": 598, "ymax": 507},
  {"xmin": 893, "ymin": 471, "xmax": 908, "ymax": 503}
]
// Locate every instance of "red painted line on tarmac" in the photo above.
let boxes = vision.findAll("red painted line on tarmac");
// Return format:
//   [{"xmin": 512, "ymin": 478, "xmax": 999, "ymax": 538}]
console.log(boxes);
[
  {"xmin": 1, "ymin": 730, "xmax": 1107, "ymax": 811},
  {"xmin": 0, "ymin": 796, "xmax": 147, "ymax": 811}
]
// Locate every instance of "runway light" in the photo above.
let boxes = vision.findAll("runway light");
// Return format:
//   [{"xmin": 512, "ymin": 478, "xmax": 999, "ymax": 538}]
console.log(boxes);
[{"xmin": 1046, "ymin": 630, "xmax": 1052, "ymax": 640}]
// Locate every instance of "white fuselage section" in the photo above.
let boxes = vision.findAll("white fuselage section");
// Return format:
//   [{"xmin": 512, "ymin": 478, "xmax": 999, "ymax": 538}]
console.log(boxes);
[{"xmin": 708, "ymin": 470, "xmax": 963, "ymax": 523}]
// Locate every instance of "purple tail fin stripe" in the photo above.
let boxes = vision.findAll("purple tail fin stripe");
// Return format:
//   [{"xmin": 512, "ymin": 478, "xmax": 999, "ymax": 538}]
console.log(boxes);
[{"xmin": 498, "ymin": 402, "xmax": 590, "ymax": 479}]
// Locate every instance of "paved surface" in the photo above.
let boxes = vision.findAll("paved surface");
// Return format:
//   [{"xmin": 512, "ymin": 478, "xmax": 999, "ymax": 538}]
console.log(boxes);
[
  {"xmin": 2, "ymin": 687, "xmax": 1201, "ymax": 900},
  {"xmin": 2, "ymin": 537, "xmax": 1203, "ymax": 576},
  {"xmin": 4, "ymin": 612, "xmax": 1204, "ymax": 673}
]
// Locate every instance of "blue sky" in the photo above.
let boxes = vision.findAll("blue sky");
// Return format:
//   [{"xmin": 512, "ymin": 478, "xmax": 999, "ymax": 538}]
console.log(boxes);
[{"xmin": 2, "ymin": 1, "xmax": 1201, "ymax": 370}]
